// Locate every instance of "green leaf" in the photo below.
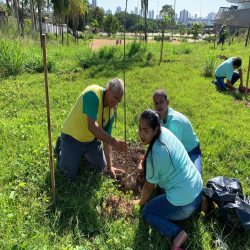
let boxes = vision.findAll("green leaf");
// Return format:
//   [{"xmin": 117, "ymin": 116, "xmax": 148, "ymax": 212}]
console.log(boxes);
[
  {"xmin": 19, "ymin": 182, "xmax": 25, "ymax": 187},
  {"xmin": 11, "ymin": 244, "xmax": 18, "ymax": 250},
  {"xmin": 7, "ymin": 213, "xmax": 14, "ymax": 218},
  {"xmin": 9, "ymin": 191, "xmax": 15, "ymax": 199}
]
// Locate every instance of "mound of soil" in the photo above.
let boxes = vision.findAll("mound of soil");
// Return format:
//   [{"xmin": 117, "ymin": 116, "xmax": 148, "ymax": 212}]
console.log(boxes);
[
  {"xmin": 104, "ymin": 146, "xmax": 146, "ymax": 197},
  {"xmin": 101, "ymin": 195, "xmax": 135, "ymax": 220},
  {"xmin": 233, "ymin": 100, "xmax": 250, "ymax": 107}
]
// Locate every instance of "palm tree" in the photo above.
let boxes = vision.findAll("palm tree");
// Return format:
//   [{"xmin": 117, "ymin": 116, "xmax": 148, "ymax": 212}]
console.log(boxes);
[{"xmin": 141, "ymin": 0, "xmax": 148, "ymax": 42}]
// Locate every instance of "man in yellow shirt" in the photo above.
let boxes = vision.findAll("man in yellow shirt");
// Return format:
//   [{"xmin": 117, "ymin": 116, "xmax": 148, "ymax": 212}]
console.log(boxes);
[{"xmin": 55, "ymin": 78, "xmax": 128, "ymax": 180}]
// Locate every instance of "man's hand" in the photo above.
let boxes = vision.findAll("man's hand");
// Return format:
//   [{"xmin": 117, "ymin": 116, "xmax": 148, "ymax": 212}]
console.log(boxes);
[
  {"xmin": 110, "ymin": 166, "xmax": 125, "ymax": 179},
  {"xmin": 239, "ymin": 85, "xmax": 246, "ymax": 93},
  {"xmin": 111, "ymin": 139, "xmax": 129, "ymax": 153}
]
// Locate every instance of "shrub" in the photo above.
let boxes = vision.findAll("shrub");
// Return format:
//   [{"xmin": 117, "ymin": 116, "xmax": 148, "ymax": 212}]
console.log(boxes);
[
  {"xmin": 173, "ymin": 43, "xmax": 193, "ymax": 55},
  {"xmin": 23, "ymin": 46, "xmax": 56, "ymax": 73},
  {"xmin": 0, "ymin": 39, "xmax": 23, "ymax": 75},
  {"xmin": 203, "ymin": 36, "xmax": 215, "ymax": 43},
  {"xmin": 203, "ymin": 50, "xmax": 218, "ymax": 77},
  {"xmin": 153, "ymin": 35, "xmax": 170, "ymax": 41}
]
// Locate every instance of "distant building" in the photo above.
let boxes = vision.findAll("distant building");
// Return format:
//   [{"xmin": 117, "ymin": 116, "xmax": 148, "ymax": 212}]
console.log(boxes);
[
  {"xmin": 188, "ymin": 13, "xmax": 191, "ymax": 18},
  {"xmin": 194, "ymin": 13, "xmax": 197, "ymax": 19},
  {"xmin": 179, "ymin": 9, "xmax": 189, "ymax": 24},
  {"xmin": 92, "ymin": 0, "xmax": 97, "ymax": 7},
  {"xmin": 130, "ymin": 10, "xmax": 134, "ymax": 14},
  {"xmin": 148, "ymin": 10, "xmax": 154, "ymax": 19},
  {"xmin": 116, "ymin": 6, "xmax": 122, "ymax": 14},
  {"xmin": 105, "ymin": 9, "xmax": 112, "ymax": 15},
  {"xmin": 140, "ymin": 9, "xmax": 143, "ymax": 17},
  {"xmin": 134, "ymin": 6, "xmax": 138, "ymax": 15},
  {"xmin": 156, "ymin": 14, "xmax": 159, "ymax": 20},
  {"xmin": 208, "ymin": 12, "xmax": 216, "ymax": 21},
  {"xmin": 175, "ymin": 13, "xmax": 178, "ymax": 20}
]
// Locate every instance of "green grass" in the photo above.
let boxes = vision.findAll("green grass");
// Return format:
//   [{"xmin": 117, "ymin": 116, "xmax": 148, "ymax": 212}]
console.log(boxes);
[{"xmin": 1, "ymin": 26, "xmax": 250, "ymax": 249}]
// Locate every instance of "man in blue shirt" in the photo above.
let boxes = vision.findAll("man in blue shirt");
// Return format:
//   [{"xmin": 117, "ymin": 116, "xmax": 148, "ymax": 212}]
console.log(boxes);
[{"xmin": 212, "ymin": 57, "xmax": 244, "ymax": 92}]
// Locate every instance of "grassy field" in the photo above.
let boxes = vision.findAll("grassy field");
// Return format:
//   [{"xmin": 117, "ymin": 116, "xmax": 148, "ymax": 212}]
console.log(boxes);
[{"xmin": 1, "ymin": 24, "xmax": 250, "ymax": 249}]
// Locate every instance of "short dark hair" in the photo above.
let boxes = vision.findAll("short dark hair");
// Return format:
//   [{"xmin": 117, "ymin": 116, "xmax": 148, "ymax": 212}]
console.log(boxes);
[
  {"xmin": 153, "ymin": 89, "xmax": 168, "ymax": 100},
  {"xmin": 233, "ymin": 57, "xmax": 242, "ymax": 67}
]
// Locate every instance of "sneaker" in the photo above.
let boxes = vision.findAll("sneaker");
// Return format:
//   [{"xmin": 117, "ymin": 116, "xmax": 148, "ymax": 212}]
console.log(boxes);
[{"xmin": 54, "ymin": 135, "xmax": 61, "ymax": 155}]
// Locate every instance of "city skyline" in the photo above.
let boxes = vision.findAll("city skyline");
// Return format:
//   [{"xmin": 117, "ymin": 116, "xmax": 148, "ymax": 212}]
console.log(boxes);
[{"xmin": 96, "ymin": 0, "xmax": 233, "ymax": 18}]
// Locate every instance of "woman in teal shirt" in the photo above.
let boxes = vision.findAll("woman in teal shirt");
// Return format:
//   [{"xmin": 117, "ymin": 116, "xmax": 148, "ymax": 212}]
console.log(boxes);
[{"xmin": 135, "ymin": 109, "xmax": 203, "ymax": 250}]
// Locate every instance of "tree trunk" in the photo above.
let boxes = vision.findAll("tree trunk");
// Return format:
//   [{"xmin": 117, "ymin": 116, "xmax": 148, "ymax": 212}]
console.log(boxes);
[
  {"xmin": 32, "ymin": 0, "xmax": 36, "ymax": 31},
  {"xmin": 62, "ymin": 15, "xmax": 64, "ymax": 45},
  {"xmin": 67, "ymin": 12, "xmax": 69, "ymax": 46},
  {"xmin": 13, "ymin": 0, "xmax": 20, "ymax": 35},
  {"xmin": 144, "ymin": 9, "xmax": 147, "ymax": 42},
  {"xmin": 245, "ymin": 24, "xmax": 250, "ymax": 47},
  {"xmin": 160, "ymin": 32, "xmax": 164, "ymax": 63},
  {"xmin": 37, "ymin": 0, "xmax": 42, "ymax": 47},
  {"xmin": 55, "ymin": 16, "xmax": 57, "ymax": 39}
]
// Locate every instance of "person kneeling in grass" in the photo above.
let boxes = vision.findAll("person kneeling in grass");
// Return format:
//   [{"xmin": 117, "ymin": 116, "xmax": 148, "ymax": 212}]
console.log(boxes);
[
  {"xmin": 153, "ymin": 90, "xmax": 203, "ymax": 177},
  {"xmin": 55, "ymin": 78, "xmax": 128, "ymax": 180},
  {"xmin": 133, "ymin": 109, "xmax": 203, "ymax": 250},
  {"xmin": 212, "ymin": 57, "xmax": 246, "ymax": 92}
]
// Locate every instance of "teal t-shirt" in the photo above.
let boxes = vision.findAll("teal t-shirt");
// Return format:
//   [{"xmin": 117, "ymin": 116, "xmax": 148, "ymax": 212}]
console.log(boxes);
[
  {"xmin": 215, "ymin": 57, "xmax": 241, "ymax": 81},
  {"xmin": 161, "ymin": 107, "xmax": 199, "ymax": 153},
  {"xmin": 146, "ymin": 127, "xmax": 203, "ymax": 206}
]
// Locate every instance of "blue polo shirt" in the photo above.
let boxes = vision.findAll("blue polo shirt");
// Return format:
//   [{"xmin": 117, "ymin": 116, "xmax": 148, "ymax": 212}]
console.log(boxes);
[
  {"xmin": 215, "ymin": 57, "xmax": 241, "ymax": 81},
  {"xmin": 161, "ymin": 107, "xmax": 199, "ymax": 153},
  {"xmin": 146, "ymin": 127, "xmax": 203, "ymax": 206}
]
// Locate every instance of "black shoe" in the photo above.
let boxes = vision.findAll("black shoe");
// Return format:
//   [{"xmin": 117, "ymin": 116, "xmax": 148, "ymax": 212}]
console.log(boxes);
[{"xmin": 54, "ymin": 135, "xmax": 61, "ymax": 155}]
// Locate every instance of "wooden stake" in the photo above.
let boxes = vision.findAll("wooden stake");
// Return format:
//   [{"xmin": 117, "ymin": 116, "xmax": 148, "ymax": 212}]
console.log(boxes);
[
  {"xmin": 245, "ymin": 55, "xmax": 250, "ymax": 96},
  {"xmin": 245, "ymin": 23, "xmax": 250, "ymax": 47},
  {"xmin": 214, "ymin": 34, "xmax": 216, "ymax": 49},
  {"xmin": 124, "ymin": 0, "xmax": 128, "ymax": 192},
  {"xmin": 42, "ymin": 34, "xmax": 56, "ymax": 206}
]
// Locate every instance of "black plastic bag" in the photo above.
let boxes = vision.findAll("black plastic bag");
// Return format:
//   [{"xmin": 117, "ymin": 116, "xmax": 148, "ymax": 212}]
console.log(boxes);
[{"xmin": 203, "ymin": 176, "xmax": 250, "ymax": 233}]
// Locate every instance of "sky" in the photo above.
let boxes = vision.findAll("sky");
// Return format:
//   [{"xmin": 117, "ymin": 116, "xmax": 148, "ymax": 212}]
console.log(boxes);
[{"xmin": 95, "ymin": 0, "xmax": 233, "ymax": 18}]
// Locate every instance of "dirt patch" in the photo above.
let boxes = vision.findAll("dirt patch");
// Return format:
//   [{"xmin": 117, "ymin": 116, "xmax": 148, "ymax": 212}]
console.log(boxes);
[
  {"xmin": 90, "ymin": 39, "xmax": 180, "ymax": 50},
  {"xmin": 104, "ymin": 146, "xmax": 146, "ymax": 196},
  {"xmin": 233, "ymin": 100, "xmax": 250, "ymax": 107},
  {"xmin": 101, "ymin": 195, "xmax": 135, "ymax": 220}
]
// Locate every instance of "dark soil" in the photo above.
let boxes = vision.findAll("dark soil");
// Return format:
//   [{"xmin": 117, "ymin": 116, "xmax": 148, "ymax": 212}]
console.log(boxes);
[
  {"xmin": 104, "ymin": 145, "xmax": 146, "ymax": 197},
  {"xmin": 101, "ymin": 195, "xmax": 135, "ymax": 220},
  {"xmin": 218, "ymin": 55, "xmax": 228, "ymax": 60}
]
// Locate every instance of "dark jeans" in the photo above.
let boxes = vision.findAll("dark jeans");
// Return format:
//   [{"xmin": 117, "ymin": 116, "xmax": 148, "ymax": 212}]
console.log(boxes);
[
  {"xmin": 188, "ymin": 143, "xmax": 203, "ymax": 177},
  {"xmin": 143, "ymin": 191, "xmax": 203, "ymax": 241},
  {"xmin": 216, "ymin": 72, "xmax": 240, "ymax": 90},
  {"xmin": 59, "ymin": 132, "xmax": 106, "ymax": 180}
]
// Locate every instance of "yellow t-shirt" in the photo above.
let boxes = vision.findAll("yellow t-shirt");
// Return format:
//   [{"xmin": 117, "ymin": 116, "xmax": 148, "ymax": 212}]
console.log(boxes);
[{"xmin": 62, "ymin": 85, "xmax": 114, "ymax": 142}]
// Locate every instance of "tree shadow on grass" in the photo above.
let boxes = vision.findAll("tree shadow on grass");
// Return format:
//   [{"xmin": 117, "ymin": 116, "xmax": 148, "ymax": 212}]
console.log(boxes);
[{"xmin": 43, "ymin": 158, "xmax": 107, "ymax": 242}]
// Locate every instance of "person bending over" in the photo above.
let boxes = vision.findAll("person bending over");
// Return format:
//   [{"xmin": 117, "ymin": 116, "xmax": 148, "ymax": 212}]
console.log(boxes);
[
  {"xmin": 213, "ymin": 57, "xmax": 245, "ymax": 92},
  {"xmin": 153, "ymin": 90, "xmax": 203, "ymax": 177},
  {"xmin": 133, "ymin": 109, "xmax": 203, "ymax": 250},
  {"xmin": 55, "ymin": 78, "xmax": 128, "ymax": 180}
]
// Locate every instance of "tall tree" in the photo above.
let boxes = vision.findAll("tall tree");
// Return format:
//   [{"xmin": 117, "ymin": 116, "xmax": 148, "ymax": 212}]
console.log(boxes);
[
  {"xmin": 141, "ymin": 0, "xmax": 148, "ymax": 42},
  {"xmin": 103, "ymin": 13, "xmax": 118, "ymax": 36},
  {"xmin": 158, "ymin": 5, "xmax": 175, "ymax": 63}
]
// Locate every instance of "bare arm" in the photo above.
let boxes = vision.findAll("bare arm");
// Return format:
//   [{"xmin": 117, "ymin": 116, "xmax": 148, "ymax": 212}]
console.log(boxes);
[
  {"xmin": 139, "ymin": 181, "xmax": 155, "ymax": 206},
  {"xmin": 226, "ymin": 79, "xmax": 236, "ymax": 90},
  {"xmin": 87, "ymin": 116, "xmax": 128, "ymax": 152}
]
